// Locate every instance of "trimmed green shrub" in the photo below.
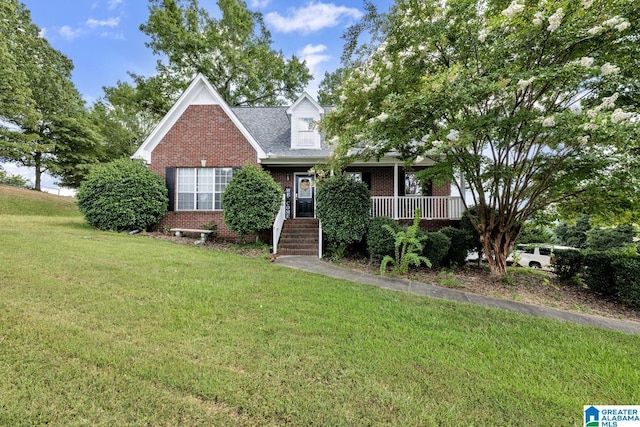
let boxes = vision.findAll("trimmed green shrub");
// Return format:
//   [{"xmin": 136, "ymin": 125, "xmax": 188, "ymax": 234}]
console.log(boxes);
[
  {"xmin": 0, "ymin": 165, "xmax": 30, "ymax": 188},
  {"xmin": 317, "ymin": 173, "xmax": 371, "ymax": 254},
  {"xmin": 367, "ymin": 216, "xmax": 400, "ymax": 262},
  {"xmin": 440, "ymin": 226, "xmax": 475, "ymax": 267},
  {"xmin": 553, "ymin": 249, "xmax": 584, "ymax": 281},
  {"xmin": 582, "ymin": 251, "xmax": 619, "ymax": 296},
  {"xmin": 422, "ymin": 231, "xmax": 451, "ymax": 267},
  {"xmin": 460, "ymin": 206, "xmax": 483, "ymax": 257},
  {"xmin": 222, "ymin": 164, "xmax": 282, "ymax": 242},
  {"xmin": 613, "ymin": 256, "xmax": 640, "ymax": 309},
  {"xmin": 76, "ymin": 158, "xmax": 168, "ymax": 231}
]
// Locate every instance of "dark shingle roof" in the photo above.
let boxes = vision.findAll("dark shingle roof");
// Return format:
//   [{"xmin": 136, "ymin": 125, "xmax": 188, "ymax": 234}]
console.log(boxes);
[{"xmin": 231, "ymin": 106, "xmax": 333, "ymax": 159}]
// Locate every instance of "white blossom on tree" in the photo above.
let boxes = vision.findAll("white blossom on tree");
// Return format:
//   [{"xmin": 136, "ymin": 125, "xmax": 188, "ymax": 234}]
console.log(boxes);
[{"xmin": 322, "ymin": 0, "xmax": 639, "ymax": 276}]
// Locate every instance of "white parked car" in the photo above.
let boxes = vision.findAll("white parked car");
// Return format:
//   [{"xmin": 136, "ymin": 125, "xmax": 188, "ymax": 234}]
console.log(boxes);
[{"xmin": 507, "ymin": 244, "xmax": 577, "ymax": 270}]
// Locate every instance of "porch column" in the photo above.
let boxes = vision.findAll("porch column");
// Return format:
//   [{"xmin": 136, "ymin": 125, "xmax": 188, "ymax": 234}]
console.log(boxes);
[{"xmin": 393, "ymin": 162, "xmax": 399, "ymax": 220}]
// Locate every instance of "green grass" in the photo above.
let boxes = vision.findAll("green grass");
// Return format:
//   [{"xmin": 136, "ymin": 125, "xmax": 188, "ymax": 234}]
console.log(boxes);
[
  {"xmin": 1, "ymin": 187, "xmax": 639, "ymax": 426},
  {"xmin": 0, "ymin": 184, "xmax": 78, "ymax": 216}
]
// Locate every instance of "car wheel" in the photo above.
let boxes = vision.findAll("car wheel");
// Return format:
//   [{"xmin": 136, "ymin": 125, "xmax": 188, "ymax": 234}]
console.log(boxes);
[{"xmin": 529, "ymin": 261, "xmax": 542, "ymax": 269}]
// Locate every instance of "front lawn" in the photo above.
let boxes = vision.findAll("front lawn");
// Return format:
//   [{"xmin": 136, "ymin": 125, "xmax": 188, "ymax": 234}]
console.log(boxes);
[{"xmin": 1, "ymin": 190, "xmax": 639, "ymax": 425}]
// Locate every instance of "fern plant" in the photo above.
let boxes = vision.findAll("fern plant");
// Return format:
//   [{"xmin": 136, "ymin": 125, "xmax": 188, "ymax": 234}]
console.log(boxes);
[{"xmin": 380, "ymin": 209, "xmax": 432, "ymax": 276}]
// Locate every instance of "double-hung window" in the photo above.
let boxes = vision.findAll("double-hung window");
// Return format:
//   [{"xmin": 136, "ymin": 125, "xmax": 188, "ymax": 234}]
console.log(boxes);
[
  {"xmin": 176, "ymin": 167, "xmax": 233, "ymax": 210},
  {"xmin": 297, "ymin": 117, "xmax": 315, "ymax": 147},
  {"xmin": 404, "ymin": 172, "xmax": 422, "ymax": 196}
]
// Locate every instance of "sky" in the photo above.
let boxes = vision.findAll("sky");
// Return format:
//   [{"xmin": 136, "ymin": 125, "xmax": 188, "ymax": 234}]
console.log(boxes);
[
  {"xmin": 6, "ymin": 0, "xmax": 393, "ymax": 189},
  {"xmin": 20, "ymin": 0, "xmax": 394, "ymax": 104}
]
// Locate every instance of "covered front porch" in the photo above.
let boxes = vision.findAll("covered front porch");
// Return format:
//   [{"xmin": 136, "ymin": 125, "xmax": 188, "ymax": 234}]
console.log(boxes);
[
  {"xmin": 271, "ymin": 195, "xmax": 464, "ymax": 257},
  {"xmin": 267, "ymin": 160, "xmax": 466, "ymax": 257}
]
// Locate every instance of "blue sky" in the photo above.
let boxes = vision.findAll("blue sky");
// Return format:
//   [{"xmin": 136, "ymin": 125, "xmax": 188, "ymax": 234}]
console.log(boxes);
[{"xmin": 9, "ymin": 0, "xmax": 393, "ymax": 189}]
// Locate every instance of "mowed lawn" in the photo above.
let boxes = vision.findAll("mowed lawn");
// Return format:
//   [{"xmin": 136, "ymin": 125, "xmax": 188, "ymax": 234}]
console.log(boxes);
[{"xmin": 1, "ymin": 186, "xmax": 639, "ymax": 426}]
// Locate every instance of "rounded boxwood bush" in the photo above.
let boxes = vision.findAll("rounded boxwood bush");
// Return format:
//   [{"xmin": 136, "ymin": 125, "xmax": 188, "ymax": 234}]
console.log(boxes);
[
  {"xmin": 317, "ymin": 173, "xmax": 371, "ymax": 253},
  {"xmin": 582, "ymin": 250, "xmax": 619, "ymax": 296},
  {"xmin": 440, "ymin": 226, "xmax": 475, "ymax": 267},
  {"xmin": 422, "ymin": 231, "xmax": 451, "ymax": 267},
  {"xmin": 552, "ymin": 249, "xmax": 584, "ymax": 281},
  {"xmin": 222, "ymin": 164, "xmax": 283, "ymax": 241},
  {"xmin": 77, "ymin": 158, "xmax": 168, "ymax": 231},
  {"xmin": 367, "ymin": 216, "xmax": 400, "ymax": 261}
]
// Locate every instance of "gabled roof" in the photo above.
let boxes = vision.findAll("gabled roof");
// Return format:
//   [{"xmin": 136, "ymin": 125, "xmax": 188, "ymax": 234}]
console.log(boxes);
[
  {"xmin": 132, "ymin": 73, "xmax": 267, "ymax": 164},
  {"xmin": 286, "ymin": 92, "xmax": 324, "ymax": 116}
]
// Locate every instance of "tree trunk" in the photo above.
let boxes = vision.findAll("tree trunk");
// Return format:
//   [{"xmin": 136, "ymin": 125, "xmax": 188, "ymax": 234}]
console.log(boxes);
[
  {"xmin": 34, "ymin": 152, "xmax": 42, "ymax": 191},
  {"xmin": 481, "ymin": 228, "xmax": 517, "ymax": 278}
]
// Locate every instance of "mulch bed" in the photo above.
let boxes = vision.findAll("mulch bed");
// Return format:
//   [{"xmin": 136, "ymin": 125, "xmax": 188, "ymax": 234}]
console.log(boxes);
[{"xmin": 336, "ymin": 257, "xmax": 640, "ymax": 323}]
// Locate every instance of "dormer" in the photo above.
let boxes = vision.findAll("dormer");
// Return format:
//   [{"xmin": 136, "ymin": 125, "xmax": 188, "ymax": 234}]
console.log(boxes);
[{"xmin": 287, "ymin": 93, "xmax": 324, "ymax": 150}]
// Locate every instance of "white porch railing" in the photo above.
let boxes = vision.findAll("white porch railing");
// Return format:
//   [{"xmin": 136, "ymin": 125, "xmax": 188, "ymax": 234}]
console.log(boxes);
[
  {"xmin": 371, "ymin": 196, "xmax": 465, "ymax": 220},
  {"xmin": 272, "ymin": 195, "xmax": 287, "ymax": 254}
]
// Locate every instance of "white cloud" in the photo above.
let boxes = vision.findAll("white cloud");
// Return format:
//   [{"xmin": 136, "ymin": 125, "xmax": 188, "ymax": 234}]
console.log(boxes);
[
  {"xmin": 99, "ymin": 30, "xmax": 125, "ymax": 40},
  {"xmin": 86, "ymin": 17, "xmax": 121, "ymax": 29},
  {"xmin": 59, "ymin": 25, "xmax": 82, "ymax": 41},
  {"xmin": 300, "ymin": 44, "xmax": 329, "ymax": 57},
  {"xmin": 265, "ymin": 2, "xmax": 363, "ymax": 34},
  {"xmin": 107, "ymin": 0, "xmax": 123, "ymax": 10},
  {"xmin": 250, "ymin": 0, "xmax": 270, "ymax": 8},
  {"xmin": 298, "ymin": 44, "xmax": 332, "ymax": 97},
  {"xmin": 56, "ymin": 15, "xmax": 121, "ymax": 42},
  {"xmin": 298, "ymin": 44, "xmax": 331, "ymax": 79}
]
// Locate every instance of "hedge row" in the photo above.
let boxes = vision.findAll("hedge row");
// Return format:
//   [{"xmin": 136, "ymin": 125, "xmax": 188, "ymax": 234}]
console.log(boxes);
[{"xmin": 554, "ymin": 249, "xmax": 640, "ymax": 309}]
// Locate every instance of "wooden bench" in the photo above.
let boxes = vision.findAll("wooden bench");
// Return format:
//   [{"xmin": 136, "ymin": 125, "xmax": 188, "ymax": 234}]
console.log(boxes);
[{"xmin": 170, "ymin": 228, "xmax": 214, "ymax": 241}]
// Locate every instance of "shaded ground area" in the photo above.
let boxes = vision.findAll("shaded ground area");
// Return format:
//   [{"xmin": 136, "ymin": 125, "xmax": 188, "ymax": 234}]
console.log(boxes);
[{"xmin": 338, "ymin": 257, "xmax": 640, "ymax": 323}]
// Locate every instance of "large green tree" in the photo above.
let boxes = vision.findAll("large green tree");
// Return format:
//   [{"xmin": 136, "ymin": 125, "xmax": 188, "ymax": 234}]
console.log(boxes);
[
  {"xmin": 103, "ymin": 0, "xmax": 312, "ymax": 133},
  {"xmin": 0, "ymin": 0, "xmax": 102, "ymax": 190},
  {"xmin": 0, "ymin": 0, "xmax": 41, "ymax": 170},
  {"xmin": 318, "ymin": 68, "xmax": 349, "ymax": 106},
  {"xmin": 88, "ymin": 81, "xmax": 157, "ymax": 161},
  {"xmin": 0, "ymin": 0, "xmax": 39, "ymax": 131},
  {"xmin": 322, "ymin": 0, "xmax": 639, "ymax": 276}
]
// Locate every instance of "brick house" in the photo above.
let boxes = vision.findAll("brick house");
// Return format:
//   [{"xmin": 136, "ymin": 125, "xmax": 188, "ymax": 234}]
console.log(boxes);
[{"xmin": 133, "ymin": 74, "xmax": 464, "ymax": 255}]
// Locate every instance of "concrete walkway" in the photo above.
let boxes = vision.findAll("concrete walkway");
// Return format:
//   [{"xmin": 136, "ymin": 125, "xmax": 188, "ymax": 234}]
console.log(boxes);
[{"xmin": 274, "ymin": 256, "xmax": 640, "ymax": 335}]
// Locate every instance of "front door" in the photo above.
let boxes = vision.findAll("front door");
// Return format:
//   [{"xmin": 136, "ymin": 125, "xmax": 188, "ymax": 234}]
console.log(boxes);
[{"xmin": 295, "ymin": 175, "xmax": 315, "ymax": 218}]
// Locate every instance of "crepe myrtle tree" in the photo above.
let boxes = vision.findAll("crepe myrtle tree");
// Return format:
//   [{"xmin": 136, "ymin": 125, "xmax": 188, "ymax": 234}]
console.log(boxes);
[{"xmin": 322, "ymin": 0, "xmax": 639, "ymax": 276}]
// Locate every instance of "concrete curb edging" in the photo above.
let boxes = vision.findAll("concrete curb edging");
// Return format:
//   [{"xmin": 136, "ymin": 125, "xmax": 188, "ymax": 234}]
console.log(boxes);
[{"xmin": 274, "ymin": 256, "xmax": 640, "ymax": 335}]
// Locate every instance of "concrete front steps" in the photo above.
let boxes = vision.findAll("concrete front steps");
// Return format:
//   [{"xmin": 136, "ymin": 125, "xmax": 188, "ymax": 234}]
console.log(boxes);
[{"xmin": 276, "ymin": 219, "xmax": 319, "ymax": 256}]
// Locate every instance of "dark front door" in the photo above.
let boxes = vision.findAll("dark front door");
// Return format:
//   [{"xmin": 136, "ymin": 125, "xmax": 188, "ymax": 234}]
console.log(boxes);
[{"xmin": 295, "ymin": 175, "xmax": 314, "ymax": 218}]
